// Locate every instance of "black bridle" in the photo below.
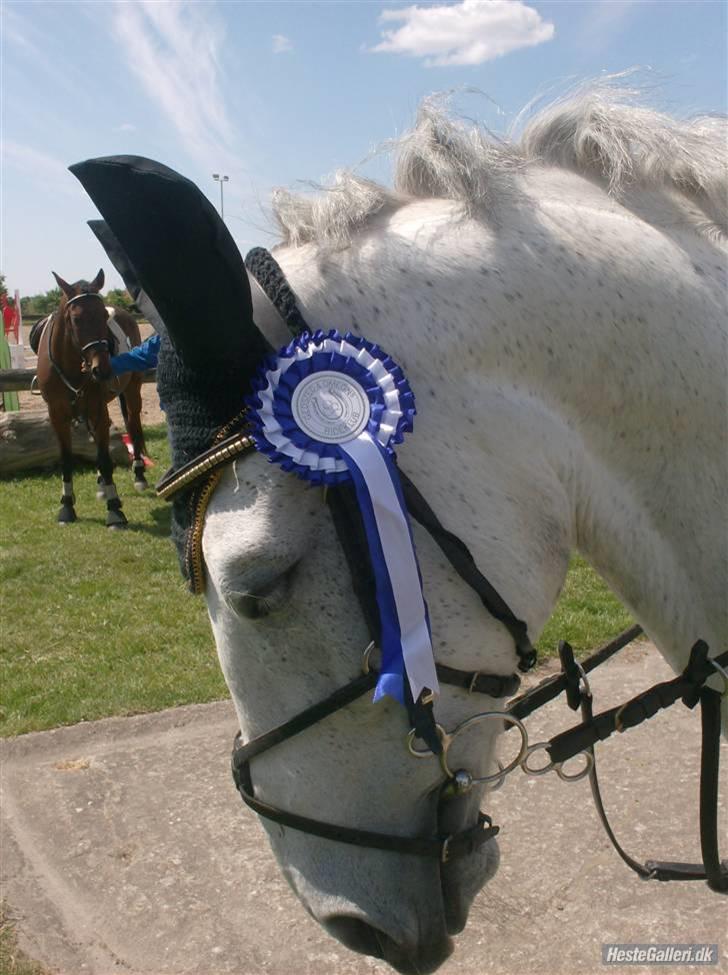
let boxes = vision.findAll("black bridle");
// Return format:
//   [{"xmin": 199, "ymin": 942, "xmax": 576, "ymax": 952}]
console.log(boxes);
[
  {"xmin": 156, "ymin": 249, "xmax": 727, "ymax": 893},
  {"xmin": 47, "ymin": 292, "xmax": 110, "ymax": 399}
]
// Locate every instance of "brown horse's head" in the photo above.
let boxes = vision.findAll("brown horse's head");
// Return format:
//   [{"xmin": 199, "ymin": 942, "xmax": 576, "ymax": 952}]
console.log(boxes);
[{"xmin": 53, "ymin": 269, "xmax": 112, "ymax": 381}]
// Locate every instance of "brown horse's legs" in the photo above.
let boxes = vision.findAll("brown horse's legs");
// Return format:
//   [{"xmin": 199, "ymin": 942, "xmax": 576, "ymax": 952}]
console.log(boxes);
[
  {"xmin": 90, "ymin": 406, "xmax": 128, "ymax": 529},
  {"xmin": 49, "ymin": 407, "xmax": 77, "ymax": 524},
  {"xmin": 119, "ymin": 378, "xmax": 149, "ymax": 491}
]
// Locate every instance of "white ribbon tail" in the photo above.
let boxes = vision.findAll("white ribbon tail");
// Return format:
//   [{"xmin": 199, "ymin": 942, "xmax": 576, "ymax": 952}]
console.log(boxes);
[{"xmin": 340, "ymin": 432, "xmax": 439, "ymax": 701}]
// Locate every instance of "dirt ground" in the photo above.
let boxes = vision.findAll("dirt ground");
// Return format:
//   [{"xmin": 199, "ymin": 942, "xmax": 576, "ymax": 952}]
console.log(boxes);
[
  {"xmin": 2, "ymin": 645, "xmax": 726, "ymax": 975},
  {"xmin": 17, "ymin": 321, "xmax": 166, "ymax": 428}
]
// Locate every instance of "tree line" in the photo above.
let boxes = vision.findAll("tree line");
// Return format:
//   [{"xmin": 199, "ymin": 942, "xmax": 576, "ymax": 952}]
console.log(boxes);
[{"xmin": 1, "ymin": 273, "xmax": 138, "ymax": 317}]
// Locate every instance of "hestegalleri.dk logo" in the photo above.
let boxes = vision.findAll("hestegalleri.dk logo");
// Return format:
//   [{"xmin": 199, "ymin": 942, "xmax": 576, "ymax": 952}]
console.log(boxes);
[{"xmin": 602, "ymin": 944, "xmax": 719, "ymax": 965}]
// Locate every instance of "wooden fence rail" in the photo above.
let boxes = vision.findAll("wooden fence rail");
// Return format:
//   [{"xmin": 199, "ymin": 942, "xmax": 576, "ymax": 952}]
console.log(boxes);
[{"xmin": 0, "ymin": 369, "xmax": 157, "ymax": 393}]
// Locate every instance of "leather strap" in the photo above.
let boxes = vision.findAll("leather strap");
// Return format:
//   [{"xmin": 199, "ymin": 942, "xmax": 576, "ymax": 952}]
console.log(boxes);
[
  {"xmin": 229, "ymin": 649, "xmax": 512, "ymax": 862},
  {"xmin": 435, "ymin": 664, "xmax": 521, "ymax": 698},
  {"xmin": 232, "ymin": 672, "xmax": 377, "ymax": 764},
  {"xmin": 541, "ymin": 643, "xmax": 728, "ymax": 890},
  {"xmin": 546, "ymin": 642, "xmax": 728, "ymax": 765},
  {"xmin": 232, "ymin": 747, "xmax": 498, "ymax": 862},
  {"xmin": 699, "ymin": 687, "xmax": 728, "ymax": 892},
  {"xmin": 325, "ymin": 479, "xmax": 522, "ymax": 756},
  {"xmin": 508, "ymin": 625, "xmax": 643, "ymax": 722},
  {"xmin": 47, "ymin": 314, "xmax": 88, "ymax": 399},
  {"xmin": 398, "ymin": 468, "xmax": 537, "ymax": 672}
]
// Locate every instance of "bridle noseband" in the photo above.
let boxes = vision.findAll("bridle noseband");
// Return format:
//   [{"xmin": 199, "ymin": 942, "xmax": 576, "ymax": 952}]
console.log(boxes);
[{"xmin": 156, "ymin": 249, "xmax": 727, "ymax": 892}]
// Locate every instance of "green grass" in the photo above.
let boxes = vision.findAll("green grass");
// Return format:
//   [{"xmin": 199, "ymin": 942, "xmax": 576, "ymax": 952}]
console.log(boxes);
[
  {"xmin": 537, "ymin": 553, "xmax": 636, "ymax": 656},
  {"xmin": 0, "ymin": 425, "xmax": 225, "ymax": 737},
  {"xmin": 1, "ymin": 427, "xmax": 636, "ymax": 737},
  {"xmin": 0, "ymin": 904, "xmax": 47, "ymax": 975}
]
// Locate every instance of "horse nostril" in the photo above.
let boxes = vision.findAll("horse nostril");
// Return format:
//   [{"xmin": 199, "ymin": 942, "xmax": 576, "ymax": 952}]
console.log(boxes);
[
  {"xmin": 323, "ymin": 917, "xmax": 386, "ymax": 959},
  {"xmin": 323, "ymin": 916, "xmax": 453, "ymax": 974},
  {"xmin": 91, "ymin": 365, "xmax": 112, "ymax": 382}
]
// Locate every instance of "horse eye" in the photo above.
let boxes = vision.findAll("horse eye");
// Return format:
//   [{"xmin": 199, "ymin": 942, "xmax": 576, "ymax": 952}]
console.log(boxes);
[{"xmin": 227, "ymin": 563, "xmax": 298, "ymax": 620}]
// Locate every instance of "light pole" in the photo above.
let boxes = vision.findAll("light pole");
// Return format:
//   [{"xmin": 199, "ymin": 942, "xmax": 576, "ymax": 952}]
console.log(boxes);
[{"xmin": 212, "ymin": 173, "xmax": 229, "ymax": 219}]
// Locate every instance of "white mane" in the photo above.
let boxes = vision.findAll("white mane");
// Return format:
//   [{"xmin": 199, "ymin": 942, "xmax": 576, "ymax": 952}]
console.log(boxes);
[{"xmin": 272, "ymin": 80, "xmax": 727, "ymax": 247}]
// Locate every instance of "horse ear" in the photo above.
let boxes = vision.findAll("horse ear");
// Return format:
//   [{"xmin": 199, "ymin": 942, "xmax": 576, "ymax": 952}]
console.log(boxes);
[
  {"xmin": 91, "ymin": 269, "xmax": 105, "ymax": 292},
  {"xmin": 68, "ymin": 155, "xmax": 268, "ymax": 373},
  {"xmin": 52, "ymin": 272, "xmax": 73, "ymax": 298}
]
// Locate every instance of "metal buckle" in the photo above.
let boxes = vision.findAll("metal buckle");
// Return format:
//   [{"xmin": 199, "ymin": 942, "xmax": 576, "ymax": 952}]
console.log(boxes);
[
  {"xmin": 574, "ymin": 661, "xmax": 592, "ymax": 699},
  {"xmin": 440, "ymin": 835, "xmax": 453, "ymax": 863},
  {"xmin": 614, "ymin": 702, "xmax": 628, "ymax": 733},
  {"xmin": 361, "ymin": 641, "xmax": 376, "ymax": 675},
  {"xmin": 711, "ymin": 659, "xmax": 728, "ymax": 696}
]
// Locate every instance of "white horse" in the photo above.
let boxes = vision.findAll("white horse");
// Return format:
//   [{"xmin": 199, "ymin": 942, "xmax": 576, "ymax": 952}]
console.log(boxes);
[{"xmin": 77, "ymin": 84, "xmax": 727, "ymax": 973}]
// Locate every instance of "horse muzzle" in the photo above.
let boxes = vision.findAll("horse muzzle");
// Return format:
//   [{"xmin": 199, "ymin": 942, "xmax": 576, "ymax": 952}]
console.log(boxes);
[
  {"xmin": 83, "ymin": 341, "xmax": 112, "ymax": 382},
  {"xmin": 91, "ymin": 362, "xmax": 113, "ymax": 382}
]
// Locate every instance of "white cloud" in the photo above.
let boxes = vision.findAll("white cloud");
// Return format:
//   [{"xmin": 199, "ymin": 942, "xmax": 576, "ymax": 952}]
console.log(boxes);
[
  {"xmin": 370, "ymin": 0, "xmax": 554, "ymax": 67},
  {"xmin": 2, "ymin": 141, "xmax": 78, "ymax": 195},
  {"xmin": 111, "ymin": 0, "xmax": 237, "ymax": 171},
  {"xmin": 116, "ymin": 123, "xmax": 137, "ymax": 132},
  {"xmin": 2, "ymin": 3, "xmax": 43, "ymax": 57},
  {"xmin": 272, "ymin": 34, "xmax": 293, "ymax": 54}
]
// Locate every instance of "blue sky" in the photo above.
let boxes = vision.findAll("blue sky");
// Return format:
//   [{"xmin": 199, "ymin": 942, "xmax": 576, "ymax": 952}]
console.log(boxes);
[{"xmin": 2, "ymin": 0, "xmax": 725, "ymax": 296}]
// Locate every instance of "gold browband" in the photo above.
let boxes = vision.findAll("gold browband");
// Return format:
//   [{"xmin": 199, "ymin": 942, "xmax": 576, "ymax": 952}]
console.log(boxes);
[
  {"xmin": 156, "ymin": 430, "xmax": 256, "ymax": 501},
  {"xmin": 156, "ymin": 409, "xmax": 256, "ymax": 593}
]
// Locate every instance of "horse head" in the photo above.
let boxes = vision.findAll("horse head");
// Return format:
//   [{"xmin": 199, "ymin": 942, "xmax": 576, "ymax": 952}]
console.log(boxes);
[
  {"xmin": 53, "ymin": 269, "xmax": 112, "ymax": 381},
  {"xmin": 71, "ymin": 155, "xmax": 528, "ymax": 973},
  {"xmin": 70, "ymin": 90, "xmax": 727, "ymax": 973}
]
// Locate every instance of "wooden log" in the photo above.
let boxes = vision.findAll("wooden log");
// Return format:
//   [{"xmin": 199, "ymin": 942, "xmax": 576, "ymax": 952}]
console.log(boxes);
[
  {"xmin": 0, "ymin": 369, "xmax": 157, "ymax": 392},
  {"xmin": 0, "ymin": 412, "xmax": 129, "ymax": 474}
]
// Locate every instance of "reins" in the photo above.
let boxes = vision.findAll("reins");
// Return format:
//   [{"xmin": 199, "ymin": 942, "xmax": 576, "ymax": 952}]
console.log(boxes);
[
  {"xmin": 506, "ymin": 637, "xmax": 728, "ymax": 891},
  {"xmin": 156, "ymin": 248, "xmax": 727, "ymax": 894}
]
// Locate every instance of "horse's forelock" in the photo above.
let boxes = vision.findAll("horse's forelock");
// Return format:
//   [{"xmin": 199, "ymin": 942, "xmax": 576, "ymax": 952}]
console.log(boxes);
[{"xmin": 71, "ymin": 279, "xmax": 98, "ymax": 294}]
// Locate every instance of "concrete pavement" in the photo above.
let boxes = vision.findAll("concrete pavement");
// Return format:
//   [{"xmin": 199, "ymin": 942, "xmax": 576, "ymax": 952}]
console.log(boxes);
[{"xmin": 1, "ymin": 643, "xmax": 725, "ymax": 975}]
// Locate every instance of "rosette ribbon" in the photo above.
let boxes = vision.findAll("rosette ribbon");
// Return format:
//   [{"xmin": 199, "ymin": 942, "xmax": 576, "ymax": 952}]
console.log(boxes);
[{"xmin": 247, "ymin": 330, "xmax": 440, "ymax": 706}]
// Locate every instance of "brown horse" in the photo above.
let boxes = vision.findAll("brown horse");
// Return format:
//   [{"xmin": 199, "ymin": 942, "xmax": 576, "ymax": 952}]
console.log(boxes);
[{"xmin": 34, "ymin": 268, "xmax": 149, "ymax": 528}]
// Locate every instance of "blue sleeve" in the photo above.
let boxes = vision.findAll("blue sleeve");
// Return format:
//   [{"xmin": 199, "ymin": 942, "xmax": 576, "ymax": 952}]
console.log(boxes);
[{"xmin": 111, "ymin": 333, "xmax": 160, "ymax": 376}]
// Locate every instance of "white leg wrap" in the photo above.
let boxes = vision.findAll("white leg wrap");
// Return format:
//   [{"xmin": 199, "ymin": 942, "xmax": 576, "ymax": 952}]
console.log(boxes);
[
  {"xmin": 105, "ymin": 483, "xmax": 119, "ymax": 501},
  {"xmin": 62, "ymin": 480, "xmax": 73, "ymax": 498}
]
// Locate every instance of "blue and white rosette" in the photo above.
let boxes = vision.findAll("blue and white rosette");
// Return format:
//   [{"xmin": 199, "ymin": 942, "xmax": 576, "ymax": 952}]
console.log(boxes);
[{"xmin": 247, "ymin": 329, "xmax": 439, "ymax": 706}]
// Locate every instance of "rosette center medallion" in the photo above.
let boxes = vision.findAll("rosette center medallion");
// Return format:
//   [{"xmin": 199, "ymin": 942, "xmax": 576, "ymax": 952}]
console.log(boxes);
[{"xmin": 291, "ymin": 371, "xmax": 370, "ymax": 444}]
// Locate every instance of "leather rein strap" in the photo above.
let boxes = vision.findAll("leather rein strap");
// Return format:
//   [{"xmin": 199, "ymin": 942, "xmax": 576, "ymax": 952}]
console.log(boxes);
[{"xmin": 509, "ymin": 639, "xmax": 728, "ymax": 892}]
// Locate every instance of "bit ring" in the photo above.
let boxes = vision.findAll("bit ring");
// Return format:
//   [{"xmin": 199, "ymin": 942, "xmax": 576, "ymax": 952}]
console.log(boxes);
[
  {"xmin": 406, "ymin": 712, "xmax": 528, "ymax": 784},
  {"xmin": 555, "ymin": 750, "xmax": 594, "ymax": 782}
]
